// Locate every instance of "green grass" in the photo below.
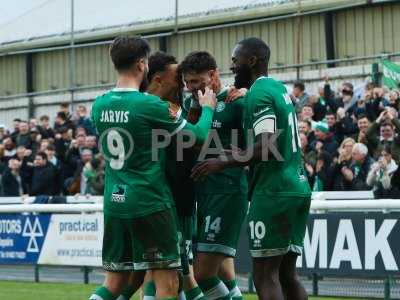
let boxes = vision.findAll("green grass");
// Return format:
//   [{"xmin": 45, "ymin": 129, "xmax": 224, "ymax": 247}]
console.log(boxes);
[{"xmin": 0, "ymin": 280, "xmax": 365, "ymax": 300}]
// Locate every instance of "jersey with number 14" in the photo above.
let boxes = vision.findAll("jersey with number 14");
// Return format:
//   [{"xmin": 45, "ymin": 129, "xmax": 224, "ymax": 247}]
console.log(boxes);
[
  {"xmin": 91, "ymin": 88, "xmax": 188, "ymax": 219},
  {"xmin": 245, "ymin": 76, "xmax": 311, "ymax": 198}
]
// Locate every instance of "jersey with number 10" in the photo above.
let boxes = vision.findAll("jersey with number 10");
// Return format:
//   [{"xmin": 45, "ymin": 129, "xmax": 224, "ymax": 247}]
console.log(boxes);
[
  {"xmin": 91, "ymin": 88, "xmax": 188, "ymax": 219},
  {"xmin": 245, "ymin": 76, "xmax": 311, "ymax": 198}
]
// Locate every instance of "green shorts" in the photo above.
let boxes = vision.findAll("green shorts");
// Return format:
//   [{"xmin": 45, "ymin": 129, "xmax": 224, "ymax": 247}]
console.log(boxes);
[
  {"xmin": 196, "ymin": 193, "xmax": 248, "ymax": 257},
  {"xmin": 248, "ymin": 196, "xmax": 311, "ymax": 258},
  {"xmin": 102, "ymin": 208, "xmax": 180, "ymax": 271}
]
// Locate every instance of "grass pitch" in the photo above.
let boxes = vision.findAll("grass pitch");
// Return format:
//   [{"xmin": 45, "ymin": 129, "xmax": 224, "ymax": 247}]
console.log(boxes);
[{"xmin": 0, "ymin": 280, "xmax": 366, "ymax": 300}]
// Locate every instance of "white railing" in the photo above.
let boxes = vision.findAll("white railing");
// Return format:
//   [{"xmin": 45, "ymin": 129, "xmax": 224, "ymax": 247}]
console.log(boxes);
[{"xmin": 0, "ymin": 193, "xmax": 399, "ymax": 213}]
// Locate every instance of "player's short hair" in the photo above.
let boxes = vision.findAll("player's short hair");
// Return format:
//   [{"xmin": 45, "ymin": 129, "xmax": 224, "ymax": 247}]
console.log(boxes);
[
  {"xmin": 237, "ymin": 37, "xmax": 271, "ymax": 66},
  {"xmin": 148, "ymin": 51, "xmax": 178, "ymax": 83},
  {"xmin": 110, "ymin": 36, "xmax": 151, "ymax": 72},
  {"xmin": 179, "ymin": 51, "xmax": 217, "ymax": 75},
  {"xmin": 294, "ymin": 81, "xmax": 305, "ymax": 91}
]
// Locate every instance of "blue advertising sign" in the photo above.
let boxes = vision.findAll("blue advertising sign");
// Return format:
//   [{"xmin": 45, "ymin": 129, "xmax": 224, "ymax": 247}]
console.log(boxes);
[{"xmin": 0, "ymin": 213, "xmax": 51, "ymax": 264}]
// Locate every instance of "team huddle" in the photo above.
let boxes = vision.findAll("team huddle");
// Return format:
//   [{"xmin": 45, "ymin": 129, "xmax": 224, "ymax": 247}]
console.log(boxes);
[{"xmin": 89, "ymin": 36, "xmax": 311, "ymax": 300}]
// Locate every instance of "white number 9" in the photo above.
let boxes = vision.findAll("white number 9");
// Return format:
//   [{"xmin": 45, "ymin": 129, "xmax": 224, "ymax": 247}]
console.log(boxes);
[{"xmin": 107, "ymin": 129, "xmax": 125, "ymax": 170}]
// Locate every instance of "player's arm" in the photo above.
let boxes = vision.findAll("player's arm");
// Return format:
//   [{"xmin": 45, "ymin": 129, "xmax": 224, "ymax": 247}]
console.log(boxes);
[
  {"xmin": 150, "ymin": 87, "xmax": 216, "ymax": 143},
  {"xmin": 191, "ymin": 88, "xmax": 275, "ymax": 180},
  {"xmin": 182, "ymin": 88, "xmax": 216, "ymax": 142}
]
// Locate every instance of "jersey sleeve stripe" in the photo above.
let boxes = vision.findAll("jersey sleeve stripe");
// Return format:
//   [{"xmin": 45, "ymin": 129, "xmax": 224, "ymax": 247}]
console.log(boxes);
[
  {"xmin": 253, "ymin": 116, "xmax": 276, "ymax": 136},
  {"xmin": 175, "ymin": 108, "xmax": 183, "ymax": 123},
  {"xmin": 170, "ymin": 119, "xmax": 187, "ymax": 136}
]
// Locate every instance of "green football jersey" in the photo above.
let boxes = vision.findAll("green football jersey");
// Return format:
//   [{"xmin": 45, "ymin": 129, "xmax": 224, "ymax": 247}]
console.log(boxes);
[
  {"xmin": 91, "ymin": 87, "xmax": 213, "ymax": 218},
  {"xmin": 245, "ymin": 76, "xmax": 311, "ymax": 197},
  {"xmin": 183, "ymin": 88, "xmax": 248, "ymax": 194}
]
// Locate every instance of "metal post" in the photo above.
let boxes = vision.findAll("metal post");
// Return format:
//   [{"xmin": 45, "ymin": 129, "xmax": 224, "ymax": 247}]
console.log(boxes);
[
  {"xmin": 174, "ymin": 0, "xmax": 179, "ymax": 34},
  {"xmin": 69, "ymin": 0, "xmax": 75, "ymax": 111},
  {"xmin": 83, "ymin": 266, "xmax": 90, "ymax": 284},
  {"xmin": 295, "ymin": 0, "xmax": 302, "ymax": 80},
  {"xmin": 34, "ymin": 265, "xmax": 40, "ymax": 282},
  {"xmin": 312, "ymin": 273, "xmax": 319, "ymax": 296},
  {"xmin": 26, "ymin": 53, "xmax": 34, "ymax": 118},
  {"xmin": 384, "ymin": 276, "xmax": 391, "ymax": 300}
]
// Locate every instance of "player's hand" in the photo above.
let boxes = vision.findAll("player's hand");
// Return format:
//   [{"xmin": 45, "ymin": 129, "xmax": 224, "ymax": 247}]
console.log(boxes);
[
  {"xmin": 226, "ymin": 87, "xmax": 247, "ymax": 103},
  {"xmin": 198, "ymin": 87, "xmax": 216, "ymax": 109},
  {"xmin": 191, "ymin": 158, "xmax": 225, "ymax": 181}
]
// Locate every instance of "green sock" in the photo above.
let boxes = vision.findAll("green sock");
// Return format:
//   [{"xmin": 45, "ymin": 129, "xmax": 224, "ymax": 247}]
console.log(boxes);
[
  {"xmin": 185, "ymin": 286, "xmax": 206, "ymax": 300},
  {"xmin": 198, "ymin": 277, "xmax": 230, "ymax": 300},
  {"xmin": 223, "ymin": 279, "xmax": 243, "ymax": 300},
  {"xmin": 143, "ymin": 281, "xmax": 156, "ymax": 300},
  {"xmin": 116, "ymin": 285, "xmax": 137, "ymax": 300},
  {"xmin": 89, "ymin": 286, "xmax": 116, "ymax": 300}
]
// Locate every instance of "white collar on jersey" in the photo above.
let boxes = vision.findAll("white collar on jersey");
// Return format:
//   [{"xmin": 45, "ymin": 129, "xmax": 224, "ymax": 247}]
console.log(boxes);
[
  {"xmin": 112, "ymin": 87, "xmax": 139, "ymax": 92},
  {"xmin": 256, "ymin": 75, "xmax": 271, "ymax": 81}
]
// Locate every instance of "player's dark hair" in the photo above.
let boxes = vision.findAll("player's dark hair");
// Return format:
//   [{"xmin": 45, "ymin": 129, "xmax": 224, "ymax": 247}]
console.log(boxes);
[
  {"xmin": 294, "ymin": 81, "xmax": 305, "ymax": 91},
  {"xmin": 110, "ymin": 36, "xmax": 151, "ymax": 72},
  {"xmin": 179, "ymin": 51, "xmax": 217, "ymax": 75},
  {"xmin": 147, "ymin": 51, "xmax": 178, "ymax": 83},
  {"xmin": 36, "ymin": 151, "xmax": 47, "ymax": 161},
  {"xmin": 237, "ymin": 37, "xmax": 271, "ymax": 66}
]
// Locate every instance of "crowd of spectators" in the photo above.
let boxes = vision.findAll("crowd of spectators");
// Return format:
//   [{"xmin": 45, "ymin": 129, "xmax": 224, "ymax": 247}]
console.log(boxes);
[
  {"xmin": 0, "ymin": 78, "xmax": 400, "ymax": 199},
  {"xmin": 295, "ymin": 79, "xmax": 400, "ymax": 198},
  {"xmin": 0, "ymin": 103, "xmax": 105, "ymax": 198}
]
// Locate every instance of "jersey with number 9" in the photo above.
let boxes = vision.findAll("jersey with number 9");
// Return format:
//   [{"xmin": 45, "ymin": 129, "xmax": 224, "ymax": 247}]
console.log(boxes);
[
  {"xmin": 91, "ymin": 88, "xmax": 188, "ymax": 218},
  {"xmin": 245, "ymin": 76, "xmax": 311, "ymax": 198}
]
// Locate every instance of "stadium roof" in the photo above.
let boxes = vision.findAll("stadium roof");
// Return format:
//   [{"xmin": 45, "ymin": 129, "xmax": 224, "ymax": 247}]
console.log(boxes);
[{"xmin": 0, "ymin": 0, "xmax": 374, "ymax": 52}]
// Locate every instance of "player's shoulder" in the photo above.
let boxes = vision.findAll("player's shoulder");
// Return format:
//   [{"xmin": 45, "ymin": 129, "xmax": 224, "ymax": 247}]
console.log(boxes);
[{"xmin": 250, "ymin": 76, "xmax": 283, "ymax": 90}]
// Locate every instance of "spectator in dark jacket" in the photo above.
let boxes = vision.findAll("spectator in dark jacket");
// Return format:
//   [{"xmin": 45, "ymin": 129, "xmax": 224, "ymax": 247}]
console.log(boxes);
[
  {"xmin": 331, "ymin": 138, "xmax": 355, "ymax": 191},
  {"xmin": 2, "ymin": 158, "xmax": 27, "ymax": 196},
  {"xmin": 38, "ymin": 115, "xmax": 55, "ymax": 139},
  {"xmin": 324, "ymin": 81, "xmax": 355, "ymax": 115},
  {"xmin": 292, "ymin": 81, "xmax": 310, "ymax": 114},
  {"xmin": 30, "ymin": 152, "xmax": 59, "ymax": 196},
  {"xmin": 76, "ymin": 105, "xmax": 96, "ymax": 135},
  {"xmin": 365, "ymin": 109, "xmax": 400, "ymax": 161},
  {"xmin": 353, "ymin": 114, "xmax": 370, "ymax": 145},
  {"xmin": 15, "ymin": 120, "xmax": 32, "ymax": 149},
  {"xmin": 299, "ymin": 120, "xmax": 316, "ymax": 147},
  {"xmin": 311, "ymin": 121, "xmax": 339, "ymax": 156},
  {"xmin": 312, "ymin": 84, "xmax": 328, "ymax": 121},
  {"xmin": 342, "ymin": 143, "xmax": 374, "ymax": 190},
  {"xmin": 309, "ymin": 151, "xmax": 334, "ymax": 191}
]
